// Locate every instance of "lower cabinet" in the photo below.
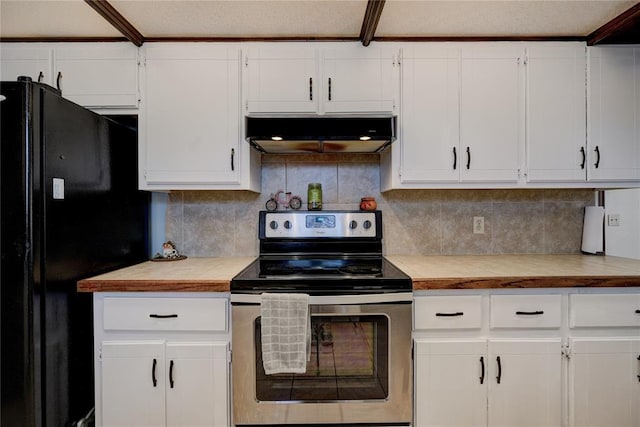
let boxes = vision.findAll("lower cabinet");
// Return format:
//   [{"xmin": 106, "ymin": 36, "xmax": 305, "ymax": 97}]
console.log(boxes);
[
  {"xmin": 94, "ymin": 293, "xmax": 231, "ymax": 427},
  {"xmin": 101, "ymin": 341, "xmax": 228, "ymax": 427},
  {"xmin": 414, "ymin": 338, "xmax": 562, "ymax": 427}
]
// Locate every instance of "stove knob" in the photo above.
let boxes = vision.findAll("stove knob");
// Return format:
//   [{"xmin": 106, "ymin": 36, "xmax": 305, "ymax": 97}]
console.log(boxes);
[
  {"xmin": 363, "ymin": 220, "xmax": 372, "ymax": 230},
  {"xmin": 284, "ymin": 220, "xmax": 292, "ymax": 229},
  {"xmin": 269, "ymin": 220, "xmax": 278, "ymax": 230},
  {"xmin": 349, "ymin": 220, "xmax": 358, "ymax": 229}
]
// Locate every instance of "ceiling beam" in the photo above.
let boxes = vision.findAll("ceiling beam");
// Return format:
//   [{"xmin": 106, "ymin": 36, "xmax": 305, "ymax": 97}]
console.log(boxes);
[
  {"xmin": 84, "ymin": 0, "xmax": 144, "ymax": 46},
  {"xmin": 360, "ymin": 0, "xmax": 386, "ymax": 46},
  {"xmin": 587, "ymin": 2, "xmax": 640, "ymax": 45}
]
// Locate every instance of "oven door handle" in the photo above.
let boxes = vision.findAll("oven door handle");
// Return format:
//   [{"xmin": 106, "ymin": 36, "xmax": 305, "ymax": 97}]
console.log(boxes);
[{"xmin": 231, "ymin": 292, "xmax": 413, "ymax": 305}]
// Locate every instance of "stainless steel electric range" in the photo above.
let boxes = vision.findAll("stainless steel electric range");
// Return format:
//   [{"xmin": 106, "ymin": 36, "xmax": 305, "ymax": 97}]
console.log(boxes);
[{"xmin": 231, "ymin": 210, "xmax": 412, "ymax": 427}]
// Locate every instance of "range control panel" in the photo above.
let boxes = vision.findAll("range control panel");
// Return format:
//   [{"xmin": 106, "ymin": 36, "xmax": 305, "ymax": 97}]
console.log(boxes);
[{"xmin": 261, "ymin": 211, "xmax": 379, "ymax": 239}]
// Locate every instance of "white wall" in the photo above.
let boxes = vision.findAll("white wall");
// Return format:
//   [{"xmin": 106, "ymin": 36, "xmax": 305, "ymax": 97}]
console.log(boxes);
[{"xmin": 605, "ymin": 188, "xmax": 640, "ymax": 259}]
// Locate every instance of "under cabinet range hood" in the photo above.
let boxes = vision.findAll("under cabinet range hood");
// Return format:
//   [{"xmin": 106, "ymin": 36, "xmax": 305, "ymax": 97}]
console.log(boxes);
[{"xmin": 245, "ymin": 115, "xmax": 397, "ymax": 154}]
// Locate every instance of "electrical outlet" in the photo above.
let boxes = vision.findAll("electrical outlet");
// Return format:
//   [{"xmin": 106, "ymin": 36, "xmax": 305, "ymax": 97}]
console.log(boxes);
[
  {"xmin": 607, "ymin": 214, "xmax": 621, "ymax": 227},
  {"xmin": 473, "ymin": 216, "xmax": 485, "ymax": 234}
]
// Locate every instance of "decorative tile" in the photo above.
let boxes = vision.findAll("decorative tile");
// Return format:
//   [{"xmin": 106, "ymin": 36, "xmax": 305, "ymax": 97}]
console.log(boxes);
[
  {"xmin": 543, "ymin": 201, "xmax": 587, "ymax": 253},
  {"xmin": 441, "ymin": 202, "xmax": 493, "ymax": 255},
  {"xmin": 492, "ymin": 202, "xmax": 545, "ymax": 254}
]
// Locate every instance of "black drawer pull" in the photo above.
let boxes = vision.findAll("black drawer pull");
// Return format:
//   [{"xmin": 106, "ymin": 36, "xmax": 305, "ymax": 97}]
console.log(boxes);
[
  {"xmin": 635, "ymin": 310, "xmax": 640, "ymax": 314},
  {"xmin": 496, "ymin": 356, "xmax": 502, "ymax": 384},
  {"xmin": 152, "ymin": 358, "xmax": 157, "ymax": 387},
  {"xmin": 149, "ymin": 314, "xmax": 178, "ymax": 319},
  {"xmin": 435, "ymin": 312, "xmax": 464, "ymax": 317},
  {"xmin": 453, "ymin": 146, "xmax": 457, "ymax": 170},
  {"xmin": 479, "ymin": 356, "xmax": 485, "ymax": 384},
  {"xmin": 516, "ymin": 310, "xmax": 544, "ymax": 315}
]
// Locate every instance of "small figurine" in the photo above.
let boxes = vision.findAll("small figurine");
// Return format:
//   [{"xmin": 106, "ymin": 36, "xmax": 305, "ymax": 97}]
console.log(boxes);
[
  {"xmin": 265, "ymin": 190, "xmax": 302, "ymax": 211},
  {"xmin": 162, "ymin": 241, "xmax": 179, "ymax": 258}
]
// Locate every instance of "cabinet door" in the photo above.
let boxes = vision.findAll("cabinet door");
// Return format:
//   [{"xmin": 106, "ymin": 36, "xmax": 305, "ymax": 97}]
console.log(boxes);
[
  {"xmin": 569, "ymin": 338, "xmax": 640, "ymax": 427},
  {"xmin": 526, "ymin": 44, "xmax": 587, "ymax": 182},
  {"xmin": 101, "ymin": 341, "xmax": 166, "ymax": 427},
  {"xmin": 460, "ymin": 45, "xmax": 523, "ymax": 182},
  {"xmin": 245, "ymin": 45, "xmax": 318, "ymax": 113},
  {"xmin": 54, "ymin": 43, "xmax": 139, "ymax": 108},
  {"xmin": 166, "ymin": 342, "xmax": 229, "ymax": 427},
  {"xmin": 0, "ymin": 45, "xmax": 52, "ymax": 84},
  {"xmin": 488, "ymin": 339, "xmax": 562, "ymax": 427},
  {"xmin": 414, "ymin": 339, "xmax": 487, "ymax": 427},
  {"xmin": 400, "ymin": 45, "xmax": 461, "ymax": 183},
  {"xmin": 322, "ymin": 45, "xmax": 396, "ymax": 113},
  {"xmin": 141, "ymin": 45, "xmax": 240, "ymax": 187},
  {"xmin": 588, "ymin": 46, "xmax": 640, "ymax": 182}
]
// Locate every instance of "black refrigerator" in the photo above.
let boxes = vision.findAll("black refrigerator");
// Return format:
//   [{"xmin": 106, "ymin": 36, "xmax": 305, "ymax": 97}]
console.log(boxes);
[{"xmin": 1, "ymin": 77, "xmax": 149, "ymax": 427}]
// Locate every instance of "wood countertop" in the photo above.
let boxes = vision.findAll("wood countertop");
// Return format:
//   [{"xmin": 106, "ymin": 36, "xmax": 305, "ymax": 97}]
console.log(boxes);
[
  {"xmin": 77, "ymin": 257, "xmax": 255, "ymax": 292},
  {"xmin": 78, "ymin": 254, "xmax": 640, "ymax": 293},
  {"xmin": 386, "ymin": 254, "xmax": 640, "ymax": 290}
]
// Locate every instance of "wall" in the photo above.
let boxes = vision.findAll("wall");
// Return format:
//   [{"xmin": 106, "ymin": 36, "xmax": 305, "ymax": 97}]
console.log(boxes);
[
  {"xmin": 164, "ymin": 154, "xmax": 595, "ymax": 257},
  {"xmin": 604, "ymin": 188, "xmax": 640, "ymax": 260}
]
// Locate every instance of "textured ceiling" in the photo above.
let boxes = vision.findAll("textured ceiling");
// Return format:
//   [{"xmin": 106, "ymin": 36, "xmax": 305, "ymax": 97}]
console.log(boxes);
[{"xmin": 0, "ymin": 0, "xmax": 638, "ymax": 40}]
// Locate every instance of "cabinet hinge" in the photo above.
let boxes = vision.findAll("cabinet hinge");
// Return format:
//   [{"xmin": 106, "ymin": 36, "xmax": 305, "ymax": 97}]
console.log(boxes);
[
  {"xmin": 228, "ymin": 348, "xmax": 232, "ymax": 364},
  {"xmin": 245, "ymin": 56, "xmax": 248, "ymax": 67},
  {"xmin": 562, "ymin": 344, "xmax": 572, "ymax": 360},
  {"xmin": 98, "ymin": 348, "xmax": 102, "ymax": 362}
]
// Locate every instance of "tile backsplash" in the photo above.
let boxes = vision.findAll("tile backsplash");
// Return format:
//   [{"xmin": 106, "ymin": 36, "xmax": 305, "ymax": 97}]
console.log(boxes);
[{"xmin": 165, "ymin": 154, "xmax": 595, "ymax": 257}]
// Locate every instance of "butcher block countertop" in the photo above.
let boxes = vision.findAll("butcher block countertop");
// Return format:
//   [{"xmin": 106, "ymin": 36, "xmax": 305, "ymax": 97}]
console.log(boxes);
[
  {"xmin": 386, "ymin": 254, "xmax": 640, "ymax": 290},
  {"xmin": 77, "ymin": 255, "xmax": 640, "ymax": 293},
  {"xmin": 77, "ymin": 257, "xmax": 255, "ymax": 292}
]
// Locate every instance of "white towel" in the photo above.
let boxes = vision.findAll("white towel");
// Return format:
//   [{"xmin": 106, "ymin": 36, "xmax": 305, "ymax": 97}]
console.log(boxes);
[{"xmin": 260, "ymin": 293, "xmax": 310, "ymax": 375}]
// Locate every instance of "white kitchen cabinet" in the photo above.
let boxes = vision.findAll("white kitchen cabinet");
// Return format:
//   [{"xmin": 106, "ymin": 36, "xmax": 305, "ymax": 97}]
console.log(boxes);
[
  {"xmin": 94, "ymin": 293, "xmax": 231, "ymax": 427},
  {"xmin": 569, "ymin": 338, "xmax": 640, "ymax": 427},
  {"xmin": 399, "ymin": 45, "xmax": 461, "ymax": 183},
  {"xmin": 0, "ymin": 43, "xmax": 139, "ymax": 109},
  {"xmin": 414, "ymin": 339, "xmax": 487, "ymax": 427},
  {"xmin": 568, "ymin": 292, "xmax": 640, "ymax": 427},
  {"xmin": 414, "ymin": 293, "xmax": 563, "ymax": 427},
  {"xmin": 414, "ymin": 338, "xmax": 562, "ymax": 427},
  {"xmin": 588, "ymin": 46, "xmax": 640, "ymax": 182},
  {"xmin": 0, "ymin": 45, "xmax": 52, "ymax": 84},
  {"xmin": 244, "ymin": 42, "xmax": 398, "ymax": 115},
  {"xmin": 460, "ymin": 45, "xmax": 524, "ymax": 183},
  {"xmin": 526, "ymin": 44, "xmax": 587, "ymax": 182},
  {"xmin": 382, "ymin": 43, "xmax": 524, "ymax": 189},
  {"xmin": 140, "ymin": 43, "xmax": 260, "ymax": 191}
]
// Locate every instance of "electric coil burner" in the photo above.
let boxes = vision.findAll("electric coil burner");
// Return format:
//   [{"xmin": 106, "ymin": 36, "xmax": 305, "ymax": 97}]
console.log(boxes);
[{"xmin": 231, "ymin": 211, "xmax": 413, "ymax": 427}]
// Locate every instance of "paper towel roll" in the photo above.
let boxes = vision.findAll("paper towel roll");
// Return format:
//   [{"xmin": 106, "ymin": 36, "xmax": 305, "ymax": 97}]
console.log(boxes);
[{"xmin": 581, "ymin": 206, "xmax": 604, "ymax": 254}]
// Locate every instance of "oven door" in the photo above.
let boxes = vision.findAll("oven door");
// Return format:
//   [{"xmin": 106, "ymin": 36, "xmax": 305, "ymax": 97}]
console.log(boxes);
[{"xmin": 231, "ymin": 293, "xmax": 412, "ymax": 426}]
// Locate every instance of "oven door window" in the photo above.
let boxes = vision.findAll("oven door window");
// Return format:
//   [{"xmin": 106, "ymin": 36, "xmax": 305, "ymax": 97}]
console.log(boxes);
[{"xmin": 254, "ymin": 314, "xmax": 389, "ymax": 402}]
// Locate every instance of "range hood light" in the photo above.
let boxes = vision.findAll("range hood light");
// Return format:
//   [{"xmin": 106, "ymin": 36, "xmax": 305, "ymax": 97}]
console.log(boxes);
[
  {"xmin": 271, "ymin": 136, "xmax": 283, "ymax": 141},
  {"xmin": 359, "ymin": 136, "xmax": 371, "ymax": 141}
]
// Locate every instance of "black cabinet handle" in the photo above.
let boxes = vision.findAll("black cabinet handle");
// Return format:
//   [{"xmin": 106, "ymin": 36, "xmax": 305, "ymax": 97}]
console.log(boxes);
[
  {"xmin": 309, "ymin": 77, "xmax": 313, "ymax": 100},
  {"xmin": 152, "ymin": 358, "xmax": 157, "ymax": 387},
  {"xmin": 580, "ymin": 147, "xmax": 586, "ymax": 169},
  {"xmin": 516, "ymin": 310, "xmax": 544, "ymax": 315},
  {"xmin": 453, "ymin": 147, "xmax": 457, "ymax": 170},
  {"xmin": 56, "ymin": 72, "xmax": 62, "ymax": 91},
  {"xmin": 169, "ymin": 360, "xmax": 175, "ymax": 388},
  {"xmin": 466, "ymin": 147, "xmax": 471, "ymax": 169},
  {"xmin": 37, "ymin": 72, "xmax": 44, "ymax": 83},
  {"xmin": 480, "ymin": 356, "xmax": 485, "ymax": 384},
  {"xmin": 328, "ymin": 78, "xmax": 332, "ymax": 101},
  {"xmin": 149, "ymin": 314, "xmax": 178, "ymax": 319},
  {"xmin": 635, "ymin": 310, "xmax": 639, "ymax": 314},
  {"xmin": 637, "ymin": 355, "xmax": 640, "ymax": 382},
  {"xmin": 435, "ymin": 312, "xmax": 464, "ymax": 317},
  {"xmin": 594, "ymin": 146, "xmax": 600, "ymax": 168},
  {"xmin": 496, "ymin": 356, "xmax": 502, "ymax": 384},
  {"xmin": 231, "ymin": 148, "xmax": 235, "ymax": 171}
]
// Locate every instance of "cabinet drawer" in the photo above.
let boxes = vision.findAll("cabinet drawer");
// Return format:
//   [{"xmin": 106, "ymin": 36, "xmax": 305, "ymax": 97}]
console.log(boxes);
[
  {"xmin": 570, "ymin": 294, "xmax": 640, "ymax": 327},
  {"xmin": 490, "ymin": 295, "xmax": 561, "ymax": 329},
  {"xmin": 414, "ymin": 296, "xmax": 482, "ymax": 330},
  {"xmin": 103, "ymin": 297, "xmax": 227, "ymax": 332}
]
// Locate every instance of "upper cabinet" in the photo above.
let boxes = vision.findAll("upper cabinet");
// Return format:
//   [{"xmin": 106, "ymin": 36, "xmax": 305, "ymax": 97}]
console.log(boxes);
[
  {"xmin": 244, "ymin": 43, "xmax": 399, "ymax": 115},
  {"xmin": 139, "ymin": 43, "xmax": 260, "ymax": 191},
  {"xmin": 383, "ymin": 43, "xmax": 524, "ymax": 189},
  {"xmin": 459, "ymin": 45, "xmax": 524, "ymax": 183},
  {"xmin": 525, "ymin": 44, "xmax": 587, "ymax": 183},
  {"xmin": 0, "ymin": 43, "xmax": 139, "ymax": 110},
  {"xmin": 587, "ymin": 46, "xmax": 640, "ymax": 182}
]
